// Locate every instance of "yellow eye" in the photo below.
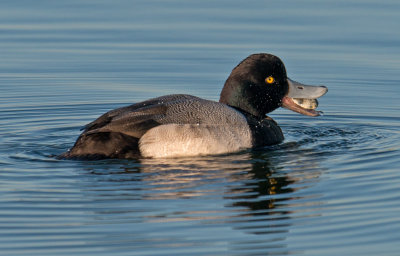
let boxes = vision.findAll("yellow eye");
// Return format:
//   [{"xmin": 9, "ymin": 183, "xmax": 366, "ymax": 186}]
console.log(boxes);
[{"xmin": 265, "ymin": 76, "xmax": 275, "ymax": 84}]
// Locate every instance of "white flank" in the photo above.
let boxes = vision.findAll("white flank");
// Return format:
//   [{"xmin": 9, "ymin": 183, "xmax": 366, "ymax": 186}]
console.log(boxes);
[{"xmin": 139, "ymin": 124, "xmax": 252, "ymax": 158}]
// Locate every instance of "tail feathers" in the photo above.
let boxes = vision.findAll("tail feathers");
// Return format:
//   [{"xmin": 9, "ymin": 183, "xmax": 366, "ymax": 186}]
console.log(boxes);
[{"xmin": 58, "ymin": 132, "xmax": 140, "ymax": 160}]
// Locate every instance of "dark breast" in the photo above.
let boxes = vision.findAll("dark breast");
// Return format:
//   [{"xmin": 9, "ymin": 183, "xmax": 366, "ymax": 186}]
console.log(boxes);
[{"xmin": 244, "ymin": 114, "xmax": 284, "ymax": 147}]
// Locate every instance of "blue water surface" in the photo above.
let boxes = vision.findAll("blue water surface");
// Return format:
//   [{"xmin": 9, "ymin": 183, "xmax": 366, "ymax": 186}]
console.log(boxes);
[{"xmin": 1, "ymin": 1, "xmax": 400, "ymax": 255}]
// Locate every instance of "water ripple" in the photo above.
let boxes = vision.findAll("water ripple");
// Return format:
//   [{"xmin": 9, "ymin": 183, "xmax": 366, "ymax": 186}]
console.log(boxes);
[
  {"xmin": 1, "ymin": 98, "xmax": 400, "ymax": 256},
  {"xmin": 1, "ymin": 1, "xmax": 400, "ymax": 253}
]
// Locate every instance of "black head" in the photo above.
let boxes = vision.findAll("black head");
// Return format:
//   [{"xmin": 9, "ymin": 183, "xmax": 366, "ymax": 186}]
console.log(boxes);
[{"xmin": 219, "ymin": 53, "xmax": 289, "ymax": 118}]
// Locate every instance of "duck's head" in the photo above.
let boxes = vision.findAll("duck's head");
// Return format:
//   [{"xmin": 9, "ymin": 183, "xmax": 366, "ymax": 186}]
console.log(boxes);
[{"xmin": 219, "ymin": 53, "xmax": 328, "ymax": 118}]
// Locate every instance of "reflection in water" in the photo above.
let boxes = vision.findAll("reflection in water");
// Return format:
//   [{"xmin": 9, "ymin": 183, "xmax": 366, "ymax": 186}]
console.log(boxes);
[
  {"xmin": 79, "ymin": 147, "xmax": 323, "ymax": 255},
  {"xmin": 136, "ymin": 154, "xmax": 253, "ymax": 200},
  {"xmin": 226, "ymin": 157, "xmax": 295, "ymax": 212}
]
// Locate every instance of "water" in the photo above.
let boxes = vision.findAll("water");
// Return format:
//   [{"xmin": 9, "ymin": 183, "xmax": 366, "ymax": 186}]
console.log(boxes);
[{"xmin": 1, "ymin": 0, "xmax": 400, "ymax": 255}]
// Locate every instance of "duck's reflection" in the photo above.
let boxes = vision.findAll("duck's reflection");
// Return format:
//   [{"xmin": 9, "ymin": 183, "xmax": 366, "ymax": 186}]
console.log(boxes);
[
  {"xmin": 81, "ymin": 143, "xmax": 323, "ymax": 255},
  {"xmin": 225, "ymin": 155, "xmax": 295, "ymax": 213},
  {"xmin": 135, "ymin": 148, "xmax": 304, "ymax": 213},
  {"xmin": 136, "ymin": 153, "xmax": 255, "ymax": 200}
]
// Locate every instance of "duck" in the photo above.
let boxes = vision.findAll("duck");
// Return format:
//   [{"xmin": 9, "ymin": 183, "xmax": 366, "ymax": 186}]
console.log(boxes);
[{"xmin": 59, "ymin": 53, "xmax": 328, "ymax": 160}]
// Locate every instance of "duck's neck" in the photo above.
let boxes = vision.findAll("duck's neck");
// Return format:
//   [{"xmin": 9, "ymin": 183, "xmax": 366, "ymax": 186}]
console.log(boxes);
[{"xmin": 219, "ymin": 82, "xmax": 265, "ymax": 118}]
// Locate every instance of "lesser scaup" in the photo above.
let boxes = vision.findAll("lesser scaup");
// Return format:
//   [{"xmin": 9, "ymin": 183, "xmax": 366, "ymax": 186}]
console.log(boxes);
[{"xmin": 59, "ymin": 53, "xmax": 327, "ymax": 159}]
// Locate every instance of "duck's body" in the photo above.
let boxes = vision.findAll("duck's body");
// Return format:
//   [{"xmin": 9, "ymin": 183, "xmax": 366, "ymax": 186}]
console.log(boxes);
[
  {"xmin": 60, "ymin": 53, "xmax": 327, "ymax": 159},
  {"xmin": 60, "ymin": 94, "xmax": 283, "ymax": 159}
]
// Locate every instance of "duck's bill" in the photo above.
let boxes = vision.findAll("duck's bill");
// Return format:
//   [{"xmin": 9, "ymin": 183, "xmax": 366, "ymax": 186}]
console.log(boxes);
[{"xmin": 281, "ymin": 78, "xmax": 328, "ymax": 117}]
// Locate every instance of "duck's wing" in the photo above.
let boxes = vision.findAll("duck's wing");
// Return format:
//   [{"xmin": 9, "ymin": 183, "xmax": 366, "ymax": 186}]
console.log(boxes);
[
  {"xmin": 82, "ymin": 94, "xmax": 248, "ymax": 139},
  {"xmin": 60, "ymin": 95, "xmax": 211, "ymax": 159},
  {"xmin": 82, "ymin": 94, "xmax": 193, "ymax": 133}
]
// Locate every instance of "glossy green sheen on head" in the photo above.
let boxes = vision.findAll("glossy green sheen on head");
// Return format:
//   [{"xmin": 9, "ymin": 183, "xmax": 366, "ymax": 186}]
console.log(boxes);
[{"xmin": 219, "ymin": 53, "xmax": 289, "ymax": 118}]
